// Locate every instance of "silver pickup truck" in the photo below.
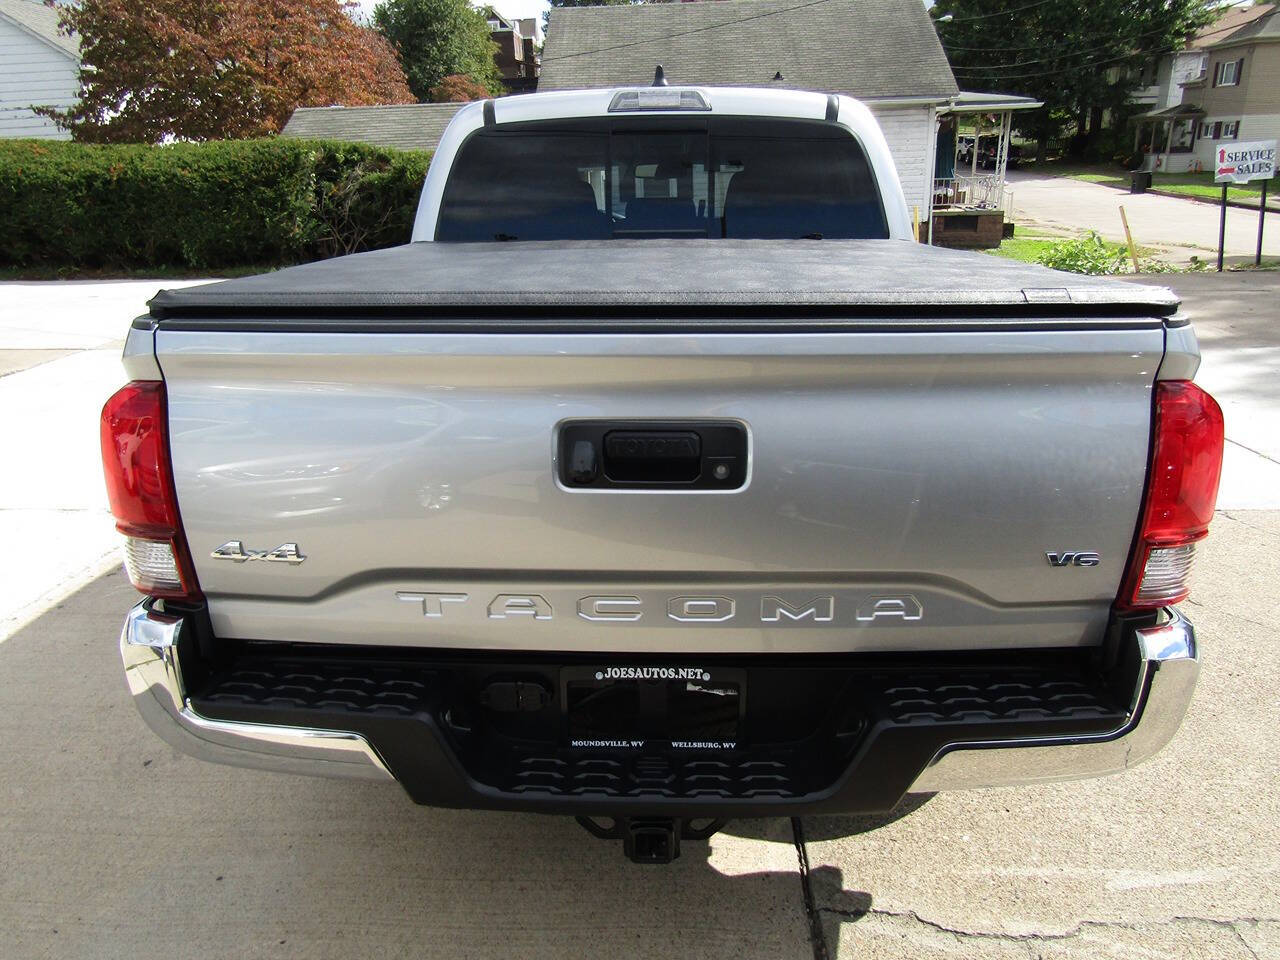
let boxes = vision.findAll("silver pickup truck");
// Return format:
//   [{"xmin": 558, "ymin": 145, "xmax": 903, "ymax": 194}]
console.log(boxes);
[{"xmin": 107, "ymin": 87, "xmax": 1224, "ymax": 863}]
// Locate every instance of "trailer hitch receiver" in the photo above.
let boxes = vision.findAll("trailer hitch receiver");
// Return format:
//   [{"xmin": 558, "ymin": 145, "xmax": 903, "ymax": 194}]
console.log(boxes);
[{"xmin": 576, "ymin": 816, "xmax": 728, "ymax": 864}]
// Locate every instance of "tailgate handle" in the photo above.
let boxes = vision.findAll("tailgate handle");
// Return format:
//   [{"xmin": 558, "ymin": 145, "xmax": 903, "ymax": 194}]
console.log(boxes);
[
  {"xmin": 604, "ymin": 431, "xmax": 701, "ymax": 482},
  {"xmin": 558, "ymin": 421, "xmax": 747, "ymax": 490}
]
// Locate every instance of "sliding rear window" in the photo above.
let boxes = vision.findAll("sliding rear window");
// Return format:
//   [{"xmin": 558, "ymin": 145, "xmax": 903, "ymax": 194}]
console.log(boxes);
[{"xmin": 435, "ymin": 117, "xmax": 888, "ymax": 242}]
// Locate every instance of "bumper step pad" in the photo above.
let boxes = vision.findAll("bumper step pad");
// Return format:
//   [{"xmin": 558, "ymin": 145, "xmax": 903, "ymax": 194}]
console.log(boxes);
[{"xmin": 189, "ymin": 648, "xmax": 1129, "ymax": 815}]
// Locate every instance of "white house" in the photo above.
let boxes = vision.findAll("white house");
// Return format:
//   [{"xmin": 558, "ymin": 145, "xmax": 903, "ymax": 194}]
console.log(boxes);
[{"xmin": 0, "ymin": 0, "xmax": 80, "ymax": 139}]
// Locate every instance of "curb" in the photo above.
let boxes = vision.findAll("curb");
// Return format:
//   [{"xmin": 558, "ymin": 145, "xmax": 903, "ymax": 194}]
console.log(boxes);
[{"xmin": 1145, "ymin": 187, "xmax": 1280, "ymax": 214}]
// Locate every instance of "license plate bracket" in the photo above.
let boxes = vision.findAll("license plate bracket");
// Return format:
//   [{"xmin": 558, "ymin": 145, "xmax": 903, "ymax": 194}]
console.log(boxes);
[{"xmin": 562, "ymin": 665, "xmax": 745, "ymax": 750}]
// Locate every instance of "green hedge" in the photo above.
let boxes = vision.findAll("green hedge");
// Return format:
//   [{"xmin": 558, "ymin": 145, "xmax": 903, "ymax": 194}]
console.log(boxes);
[{"xmin": 0, "ymin": 138, "xmax": 431, "ymax": 270}]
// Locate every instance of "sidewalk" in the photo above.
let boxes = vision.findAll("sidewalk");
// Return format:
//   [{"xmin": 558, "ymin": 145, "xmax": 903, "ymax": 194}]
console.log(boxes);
[
  {"xmin": 1009, "ymin": 170, "xmax": 1280, "ymax": 264},
  {"xmin": 0, "ymin": 280, "xmax": 208, "ymax": 639}
]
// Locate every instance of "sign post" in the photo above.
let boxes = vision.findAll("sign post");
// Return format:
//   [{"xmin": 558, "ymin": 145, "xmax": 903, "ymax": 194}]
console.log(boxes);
[
  {"xmin": 1218, "ymin": 183, "xmax": 1228, "ymax": 272},
  {"xmin": 1215, "ymin": 139, "xmax": 1277, "ymax": 271},
  {"xmin": 1259, "ymin": 179, "xmax": 1269, "ymax": 267}
]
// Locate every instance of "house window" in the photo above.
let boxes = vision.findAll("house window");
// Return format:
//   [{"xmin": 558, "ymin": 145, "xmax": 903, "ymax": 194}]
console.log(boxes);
[
  {"xmin": 1223, "ymin": 120, "xmax": 1239, "ymax": 139},
  {"xmin": 1214, "ymin": 58, "xmax": 1243, "ymax": 86}
]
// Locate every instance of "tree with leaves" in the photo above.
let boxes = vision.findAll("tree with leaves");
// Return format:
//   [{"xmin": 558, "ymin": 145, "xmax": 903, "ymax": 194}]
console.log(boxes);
[
  {"xmin": 40, "ymin": 0, "xmax": 412, "ymax": 143},
  {"xmin": 373, "ymin": 0, "xmax": 502, "ymax": 102},
  {"xmin": 933, "ymin": 0, "xmax": 1215, "ymax": 162},
  {"xmin": 428, "ymin": 74, "xmax": 494, "ymax": 102}
]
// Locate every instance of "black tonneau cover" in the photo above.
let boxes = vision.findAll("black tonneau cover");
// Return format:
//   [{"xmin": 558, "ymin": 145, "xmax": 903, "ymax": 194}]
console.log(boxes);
[{"xmin": 147, "ymin": 239, "xmax": 1182, "ymax": 329}]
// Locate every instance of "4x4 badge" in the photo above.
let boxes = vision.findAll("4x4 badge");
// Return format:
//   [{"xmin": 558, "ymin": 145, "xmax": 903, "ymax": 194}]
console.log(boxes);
[{"xmin": 211, "ymin": 541, "xmax": 306, "ymax": 565}]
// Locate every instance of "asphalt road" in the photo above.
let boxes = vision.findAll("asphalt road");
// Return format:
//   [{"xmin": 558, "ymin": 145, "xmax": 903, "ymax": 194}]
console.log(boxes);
[
  {"xmin": 2, "ymin": 273, "xmax": 1278, "ymax": 959},
  {"xmin": 1009, "ymin": 170, "xmax": 1280, "ymax": 263}
]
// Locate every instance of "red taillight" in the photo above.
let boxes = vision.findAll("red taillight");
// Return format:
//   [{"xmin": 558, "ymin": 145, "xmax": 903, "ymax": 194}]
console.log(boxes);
[
  {"xmin": 100, "ymin": 381, "xmax": 201, "ymax": 601},
  {"xmin": 1117, "ymin": 380, "xmax": 1224, "ymax": 611}
]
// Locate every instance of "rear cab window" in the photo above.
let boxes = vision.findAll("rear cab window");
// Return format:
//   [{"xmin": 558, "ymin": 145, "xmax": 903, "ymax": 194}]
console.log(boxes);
[{"xmin": 435, "ymin": 117, "xmax": 889, "ymax": 242}]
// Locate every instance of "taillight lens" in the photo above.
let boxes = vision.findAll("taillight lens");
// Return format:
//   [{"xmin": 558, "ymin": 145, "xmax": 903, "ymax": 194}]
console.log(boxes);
[
  {"xmin": 100, "ymin": 381, "xmax": 201, "ymax": 601},
  {"xmin": 1117, "ymin": 380, "xmax": 1224, "ymax": 611}
]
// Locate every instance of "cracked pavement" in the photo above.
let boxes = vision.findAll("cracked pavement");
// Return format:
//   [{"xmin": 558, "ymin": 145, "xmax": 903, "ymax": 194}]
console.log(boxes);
[{"xmin": 798, "ymin": 509, "xmax": 1280, "ymax": 959}]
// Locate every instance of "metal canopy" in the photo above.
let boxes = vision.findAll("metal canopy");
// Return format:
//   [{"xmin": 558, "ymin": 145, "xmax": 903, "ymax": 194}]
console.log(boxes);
[
  {"xmin": 941, "ymin": 91, "xmax": 1044, "ymax": 114},
  {"xmin": 1133, "ymin": 103, "xmax": 1205, "ymax": 121}
]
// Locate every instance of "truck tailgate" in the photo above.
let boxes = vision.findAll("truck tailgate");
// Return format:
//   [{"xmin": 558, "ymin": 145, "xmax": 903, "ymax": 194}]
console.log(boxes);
[{"xmin": 156, "ymin": 324, "xmax": 1163, "ymax": 653}]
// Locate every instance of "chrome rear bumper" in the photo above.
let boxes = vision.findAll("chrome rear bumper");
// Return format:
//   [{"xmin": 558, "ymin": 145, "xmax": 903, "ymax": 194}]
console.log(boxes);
[
  {"xmin": 911, "ymin": 609, "xmax": 1198, "ymax": 791},
  {"xmin": 121, "ymin": 601, "xmax": 1197, "ymax": 802},
  {"xmin": 120, "ymin": 603, "xmax": 393, "ymax": 782}
]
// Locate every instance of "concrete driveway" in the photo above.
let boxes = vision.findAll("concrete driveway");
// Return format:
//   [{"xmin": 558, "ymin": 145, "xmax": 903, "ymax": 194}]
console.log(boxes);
[
  {"xmin": 0, "ymin": 280, "xmax": 207, "ymax": 637},
  {"xmin": 1125, "ymin": 272, "xmax": 1280, "ymax": 509},
  {"xmin": 1009, "ymin": 170, "xmax": 1280, "ymax": 263},
  {"xmin": 1, "ymin": 272, "xmax": 1277, "ymax": 959}
]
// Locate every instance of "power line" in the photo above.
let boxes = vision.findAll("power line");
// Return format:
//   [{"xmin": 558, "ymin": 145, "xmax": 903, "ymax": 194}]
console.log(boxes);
[
  {"xmin": 950, "ymin": 43, "xmax": 1185, "ymax": 81},
  {"xmin": 943, "ymin": 21, "xmax": 1203, "ymax": 71},
  {"xmin": 941, "ymin": 11, "xmax": 1254, "ymax": 55},
  {"xmin": 937, "ymin": 0, "xmax": 1060, "ymax": 23},
  {"xmin": 542, "ymin": 0, "xmax": 837, "ymax": 63}
]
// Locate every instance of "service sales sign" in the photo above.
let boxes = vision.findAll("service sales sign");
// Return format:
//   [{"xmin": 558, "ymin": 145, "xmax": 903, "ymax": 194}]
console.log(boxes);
[{"xmin": 1215, "ymin": 140, "xmax": 1276, "ymax": 183}]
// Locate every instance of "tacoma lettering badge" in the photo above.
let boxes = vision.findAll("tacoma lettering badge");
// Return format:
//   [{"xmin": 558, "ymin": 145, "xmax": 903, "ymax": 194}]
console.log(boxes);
[{"xmin": 395, "ymin": 591, "xmax": 924, "ymax": 624}]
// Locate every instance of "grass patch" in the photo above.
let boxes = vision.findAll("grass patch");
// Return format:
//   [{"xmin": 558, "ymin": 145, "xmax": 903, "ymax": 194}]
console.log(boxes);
[
  {"xmin": 1227, "ymin": 258, "xmax": 1280, "ymax": 271},
  {"xmin": 1067, "ymin": 171, "xmax": 1125, "ymax": 186},
  {"xmin": 1046, "ymin": 163, "xmax": 1280, "ymax": 207},
  {"xmin": 1026, "ymin": 162, "xmax": 1126, "ymax": 186},
  {"xmin": 1147, "ymin": 172, "xmax": 1279, "ymax": 207},
  {"xmin": 988, "ymin": 236, "xmax": 1061, "ymax": 262},
  {"xmin": 984, "ymin": 230, "xmax": 1176, "ymax": 274}
]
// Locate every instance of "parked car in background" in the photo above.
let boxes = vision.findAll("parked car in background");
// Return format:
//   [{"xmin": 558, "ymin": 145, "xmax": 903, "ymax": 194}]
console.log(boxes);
[
  {"xmin": 981, "ymin": 140, "xmax": 1023, "ymax": 169},
  {"xmin": 955, "ymin": 135, "xmax": 1021, "ymax": 170}
]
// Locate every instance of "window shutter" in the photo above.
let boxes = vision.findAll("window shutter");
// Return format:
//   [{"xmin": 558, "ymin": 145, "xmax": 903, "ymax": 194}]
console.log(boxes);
[
  {"xmin": 1236, "ymin": 58, "xmax": 1244, "ymax": 84},
  {"xmin": 1212, "ymin": 62, "xmax": 1220, "ymax": 86}
]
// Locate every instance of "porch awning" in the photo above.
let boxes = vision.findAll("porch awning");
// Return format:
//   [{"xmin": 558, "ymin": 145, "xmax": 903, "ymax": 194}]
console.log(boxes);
[
  {"xmin": 1132, "ymin": 103, "xmax": 1205, "ymax": 120},
  {"xmin": 941, "ymin": 91, "xmax": 1044, "ymax": 114}
]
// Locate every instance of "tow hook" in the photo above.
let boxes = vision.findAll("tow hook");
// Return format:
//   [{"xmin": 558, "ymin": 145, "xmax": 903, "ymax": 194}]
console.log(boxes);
[{"xmin": 575, "ymin": 816, "xmax": 729, "ymax": 864}]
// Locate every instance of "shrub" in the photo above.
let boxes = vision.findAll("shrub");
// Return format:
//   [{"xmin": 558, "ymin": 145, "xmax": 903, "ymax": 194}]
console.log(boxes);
[
  {"xmin": 1035, "ymin": 230, "xmax": 1129, "ymax": 275},
  {"xmin": 307, "ymin": 141, "xmax": 430, "ymax": 259},
  {"xmin": 0, "ymin": 138, "xmax": 430, "ymax": 271}
]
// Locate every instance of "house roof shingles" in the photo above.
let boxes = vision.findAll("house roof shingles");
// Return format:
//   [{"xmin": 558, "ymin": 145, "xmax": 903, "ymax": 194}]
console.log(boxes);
[
  {"xmin": 1206, "ymin": 7, "xmax": 1280, "ymax": 50},
  {"xmin": 281, "ymin": 103, "xmax": 464, "ymax": 153},
  {"xmin": 539, "ymin": 0, "xmax": 958, "ymax": 101},
  {"xmin": 0, "ymin": 0, "xmax": 79, "ymax": 59},
  {"xmin": 1191, "ymin": 3, "xmax": 1275, "ymax": 50}
]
